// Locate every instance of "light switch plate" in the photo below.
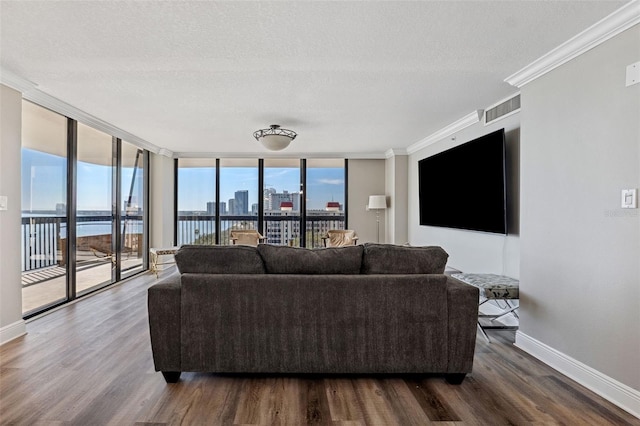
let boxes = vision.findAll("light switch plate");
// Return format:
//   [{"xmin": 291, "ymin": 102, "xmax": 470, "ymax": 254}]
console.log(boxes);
[
  {"xmin": 0, "ymin": 196, "xmax": 7, "ymax": 211},
  {"xmin": 621, "ymin": 189, "xmax": 637, "ymax": 209},
  {"xmin": 626, "ymin": 62, "xmax": 640, "ymax": 87}
]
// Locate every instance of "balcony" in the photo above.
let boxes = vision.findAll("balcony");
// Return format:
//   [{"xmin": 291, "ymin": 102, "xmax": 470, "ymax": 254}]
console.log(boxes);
[{"xmin": 21, "ymin": 215, "xmax": 144, "ymax": 314}]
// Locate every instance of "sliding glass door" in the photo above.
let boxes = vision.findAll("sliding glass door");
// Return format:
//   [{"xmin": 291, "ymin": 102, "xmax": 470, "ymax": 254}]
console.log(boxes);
[
  {"xmin": 76, "ymin": 123, "xmax": 115, "ymax": 295},
  {"xmin": 120, "ymin": 141, "xmax": 146, "ymax": 278},
  {"xmin": 21, "ymin": 101, "xmax": 69, "ymax": 315},
  {"xmin": 20, "ymin": 100, "xmax": 149, "ymax": 318}
]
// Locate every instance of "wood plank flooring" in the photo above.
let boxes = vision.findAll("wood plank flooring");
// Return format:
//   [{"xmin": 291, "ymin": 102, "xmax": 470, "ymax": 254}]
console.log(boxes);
[{"xmin": 1, "ymin": 268, "xmax": 638, "ymax": 425}]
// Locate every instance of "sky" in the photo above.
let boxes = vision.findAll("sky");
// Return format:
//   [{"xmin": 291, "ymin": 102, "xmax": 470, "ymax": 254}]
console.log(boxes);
[
  {"xmin": 22, "ymin": 148, "xmax": 141, "ymax": 212},
  {"xmin": 178, "ymin": 165, "xmax": 345, "ymax": 211},
  {"xmin": 22, "ymin": 148, "xmax": 345, "ymax": 212}
]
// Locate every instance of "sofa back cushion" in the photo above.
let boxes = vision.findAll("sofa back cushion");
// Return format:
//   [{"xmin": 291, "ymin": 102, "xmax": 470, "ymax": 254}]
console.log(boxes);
[
  {"xmin": 175, "ymin": 245, "xmax": 265, "ymax": 274},
  {"xmin": 257, "ymin": 244, "xmax": 363, "ymax": 274},
  {"xmin": 362, "ymin": 243, "xmax": 448, "ymax": 274}
]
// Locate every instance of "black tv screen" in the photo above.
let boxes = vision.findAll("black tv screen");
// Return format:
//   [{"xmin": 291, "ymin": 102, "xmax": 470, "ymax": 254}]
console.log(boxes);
[{"xmin": 418, "ymin": 128, "xmax": 507, "ymax": 234}]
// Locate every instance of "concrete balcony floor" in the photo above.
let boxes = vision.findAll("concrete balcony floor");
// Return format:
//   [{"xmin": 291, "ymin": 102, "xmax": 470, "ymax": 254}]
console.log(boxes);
[{"xmin": 22, "ymin": 253, "xmax": 144, "ymax": 314}]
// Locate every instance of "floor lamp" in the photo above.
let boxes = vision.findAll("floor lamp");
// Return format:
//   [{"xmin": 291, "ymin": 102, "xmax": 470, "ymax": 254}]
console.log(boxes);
[{"xmin": 368, "ymin": 195, "xmax": 387, "ymax": 243}]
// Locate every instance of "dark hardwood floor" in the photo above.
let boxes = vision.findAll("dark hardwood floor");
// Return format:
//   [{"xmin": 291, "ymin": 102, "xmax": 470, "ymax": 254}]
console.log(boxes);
[{"xmin": 1, "ymin": 269, "xmax": 638, "ymax": 425}]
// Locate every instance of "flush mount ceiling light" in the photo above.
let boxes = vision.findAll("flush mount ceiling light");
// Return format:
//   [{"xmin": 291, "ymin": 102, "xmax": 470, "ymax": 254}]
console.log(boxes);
[{"xmin": 253, "ymin": 124, "xmax": 297, "ymax": 151}]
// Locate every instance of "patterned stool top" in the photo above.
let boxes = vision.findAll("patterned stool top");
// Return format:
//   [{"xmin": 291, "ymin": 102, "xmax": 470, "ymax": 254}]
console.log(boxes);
[
  {"xmin": 150, "ymin": 246, "xmax": 180, "ymax": 255},
  {"xmin": 452, "ymin": 273, "xmax": 519, "ymax": 299}
]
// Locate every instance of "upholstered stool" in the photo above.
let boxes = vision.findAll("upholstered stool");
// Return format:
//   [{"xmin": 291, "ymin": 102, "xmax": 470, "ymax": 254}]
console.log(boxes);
[
  {"xmin": 150, "ymin": 247, "xmax": 180, "ymax": 278},
  {"xmin": 452, "ymin": 273, "xmax": 519, "ymax": 343}
]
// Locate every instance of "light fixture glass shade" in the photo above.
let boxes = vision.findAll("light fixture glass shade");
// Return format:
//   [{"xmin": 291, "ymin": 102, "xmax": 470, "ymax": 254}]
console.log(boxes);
[
  {"xmin": 261, "ymin": 135, "xmax": 292, "ymax": 151},
  {"xmin": 253, "ymin": 124, "xmax": 297, "ymax": 151},
  {"xmin": 368, "ymin": 195, "xmax": 387, "ymax": 209}
]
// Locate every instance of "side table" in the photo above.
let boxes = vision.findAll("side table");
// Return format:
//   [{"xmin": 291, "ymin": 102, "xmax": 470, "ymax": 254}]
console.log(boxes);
[
  {"xmin": 150, "ymin": 247, "xmax": 179, "ymax": 278},
  {"xmin": 452, "ymin": 273, "xmax": 519, "ymax": 343}
]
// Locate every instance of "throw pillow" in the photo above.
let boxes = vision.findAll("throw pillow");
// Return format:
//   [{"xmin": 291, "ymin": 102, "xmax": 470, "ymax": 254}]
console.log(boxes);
[
  {"xmin": 257, "ymin": 244, "xmax": 363, "ymax": 274},
  {"xmin": 361, "ymin": 243, "xmax": 448, "ymax": 274}
]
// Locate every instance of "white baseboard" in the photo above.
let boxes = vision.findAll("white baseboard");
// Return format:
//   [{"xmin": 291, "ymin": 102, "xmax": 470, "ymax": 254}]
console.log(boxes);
[
  {"xmin": 515, "ymin": 331, "xmax": 640, "ymax": 419},
  {"xmin": 0, "ymin": 320, "xmax": 26, "ymax": 345}
]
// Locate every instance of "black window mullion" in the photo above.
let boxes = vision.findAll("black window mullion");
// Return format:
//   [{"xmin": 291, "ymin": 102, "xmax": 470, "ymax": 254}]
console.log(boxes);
[
  {"xmin": 344, "ymin": 159, "xmax": 349, "ymax": 229},
  {"xmin": 143, "ymin": 150, "xmax": 150, "ymax": 268},
  {"xmin": 300, "ymin": 159, "xmax": 307, "ymax": 247},
  {"xmin": 66, "ymin": 118, "xmax": 77, "ymax": 301},
  {"xmin": 258, "ymin": 159, "xmax": 264, "ymax": 235},
  {"xmin": 215, "ymin": 158, "xmax": 221, "ymax": 245},
  {"xmin": 112, "ymin": 138, "xmax": 122, "ymax": 283},
  {"xmin": 173, "ymin": 159, "xmax": 178, "ymax": 246}
]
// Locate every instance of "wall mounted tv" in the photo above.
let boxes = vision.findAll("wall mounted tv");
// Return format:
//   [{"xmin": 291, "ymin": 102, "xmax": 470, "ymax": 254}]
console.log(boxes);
[{"xmin": 418, "ymin": 128, "xmax": 507, "ymax": 234}]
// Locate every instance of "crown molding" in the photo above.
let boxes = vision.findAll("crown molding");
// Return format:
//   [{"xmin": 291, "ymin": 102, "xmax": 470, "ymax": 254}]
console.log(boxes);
[
  {"xmin": 173, "ymin": 151, "xmax": 388, "ymax": 159},
  {"xmin": 1, "ymin": 67, "xmax": 164, "ymax": 155},
  {"xmin": 384, "ymin": 148, "xmax": 408, "ymax": 159},
  {"xmin": 0, "ymin": 69, "xmax": 37, "ymax": 93},
  {"xmin": 157, "ymin": 148, "xmax": 174, "ymax": 158},
  {"xmin": 406, "ymin": 110, "xmax": 482, "ymax": 155},
  {"xmin": 505, "ymin": 1, "xmax": 640, "ymax": 88}
]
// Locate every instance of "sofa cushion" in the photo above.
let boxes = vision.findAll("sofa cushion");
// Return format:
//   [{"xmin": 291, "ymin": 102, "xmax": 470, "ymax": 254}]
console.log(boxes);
[
  {"xmin": 362, "ymin": 243, "xmax": 448, "ymax": 274},
  {"xmin": 175, "ymin": 245, "xmax": 265, "ymax": 274},
  {"xmin": 257, "ymin": 244, "xmax": 363, "ymax": 274}
]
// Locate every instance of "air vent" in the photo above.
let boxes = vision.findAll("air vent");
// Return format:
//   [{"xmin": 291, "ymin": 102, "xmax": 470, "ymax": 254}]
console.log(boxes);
[{"xmin": 485, "ymin": 94, "xmax": 520, "ymax": 124}]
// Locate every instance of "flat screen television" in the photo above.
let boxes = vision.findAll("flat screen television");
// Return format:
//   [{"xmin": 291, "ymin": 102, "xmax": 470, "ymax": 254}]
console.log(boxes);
[{"xmin": 418, "ymin": 128, "xmax": 507, "ymax": 234}]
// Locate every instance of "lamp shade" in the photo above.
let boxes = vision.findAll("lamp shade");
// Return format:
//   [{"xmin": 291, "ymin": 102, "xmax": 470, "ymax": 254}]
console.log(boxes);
[{"xmin": 368, "ymin": 195, "xmax": 387, "ymax": 210}]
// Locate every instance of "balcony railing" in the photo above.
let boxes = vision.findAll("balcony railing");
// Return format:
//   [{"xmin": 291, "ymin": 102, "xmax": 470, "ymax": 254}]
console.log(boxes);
[
  {"xmin": 177, "ymin": 214, "xmax": 345, "ymax": 247},
  {"xmin": 21, "ymin": 215, "xmax": 143, "ymax": 273},
  {"xmin": 21, "ymin": 213, "xmax": 345, "ymax": 274}
]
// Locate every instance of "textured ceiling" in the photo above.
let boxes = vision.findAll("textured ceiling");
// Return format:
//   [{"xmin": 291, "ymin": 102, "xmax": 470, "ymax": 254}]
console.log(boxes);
[{"xmin": 0, "ymin": 1, "xmax": 628, "ymax": 157}]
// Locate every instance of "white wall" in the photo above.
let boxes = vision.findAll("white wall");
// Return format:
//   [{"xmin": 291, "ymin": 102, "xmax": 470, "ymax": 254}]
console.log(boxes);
[
  {"xmin": 0, "ymin": 84, "xmax": 26, "ymax": 343},
  {"xmin": 408, "ymin": 113, "xmax": 521, "ymax": 276},
  {"xmin": 385, "ymin": 154, "xmax": 409, "ymax": 244},
  {"xmin": 519, "ymin": 25, "xmax": 640, "ymax": 391},
  {"xmin": 348, "ymin": 159, "xmax": 386, "ymax": 243},
  {"xmin": 149, "ymin": 153, "xmax": 175, "ymax": 248}
]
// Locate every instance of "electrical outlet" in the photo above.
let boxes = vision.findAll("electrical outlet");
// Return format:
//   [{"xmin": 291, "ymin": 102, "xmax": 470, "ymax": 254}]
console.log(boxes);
[
  {"xmin": 0, "ymin": 196, "xmax": 7, "ymax": 211},
  {"xmin": 621, "ymin": 189, "xmax": 637, "ymax": 209}
]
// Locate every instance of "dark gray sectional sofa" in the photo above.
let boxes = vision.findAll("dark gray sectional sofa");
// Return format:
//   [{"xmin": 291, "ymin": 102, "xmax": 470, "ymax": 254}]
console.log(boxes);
[{"xmin": 147, "ymin": 243, "xmax": 479, "ymax": 384}]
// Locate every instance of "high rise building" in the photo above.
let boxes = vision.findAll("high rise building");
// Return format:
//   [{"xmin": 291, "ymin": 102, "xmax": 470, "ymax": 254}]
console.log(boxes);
[
  {"xmin": 268, "ymin": 190, "xmax": 299, "ymax": 212},
  {"xmin": 206, "ymin": 201, "xmax": 216, "ymax": 215},
  {"xmin": 235, "ymin": 190, "xmax": 249, "ymax": 214}
]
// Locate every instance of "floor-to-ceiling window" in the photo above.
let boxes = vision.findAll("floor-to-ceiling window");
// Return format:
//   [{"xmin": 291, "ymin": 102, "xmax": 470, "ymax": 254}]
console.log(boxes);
[
  {"xmin": 305, "ymin": 159, "xmax": 346, "ymax": 247},
  {"xmin": 263, "ymin": 159, "xmax": 301, "ymax": 246},
  {"xmin": 76, "ymin": 123, "xmax": 115, "ymax": 294},
  {"xmin": 21, "ymin": 101, "xmax": 68, "ymax": 314},
  {"xmin": 219, "ymin": 159, "xmax": 259, "ymax": 244},
  {"xmin": 20, "ymin": 101, "xmax": 149, "ymax": 318},
  {"xmin": 174, "ymin": 158, "xmax": 347, "ymax": 247},
  {"xmin": 120, "ymin": 141, "xmax": 146, "ymax": 278},
  {"xmin": 176, "ymin": 159, "xmax": 217, "ymax": 245}
]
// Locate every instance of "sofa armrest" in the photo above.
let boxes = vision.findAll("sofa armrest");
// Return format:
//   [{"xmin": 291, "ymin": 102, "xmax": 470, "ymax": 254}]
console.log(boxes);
[
  {"xmin": 446, "ymin": 276, "xmax": 479, "ymax": 373},
  {"xmin": 148, "ymin": 275, "xmax": 182, "ymax": 372}
]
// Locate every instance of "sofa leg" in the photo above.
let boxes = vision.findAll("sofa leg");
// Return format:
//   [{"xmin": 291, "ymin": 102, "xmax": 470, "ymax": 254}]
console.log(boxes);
[
  {"xmin": 445, "ymin": 373, "xmax": 466, "ymax": 385},
  {"xmin": 161, "ymin": 371, "xmax": 181, "ymax": 383}
]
